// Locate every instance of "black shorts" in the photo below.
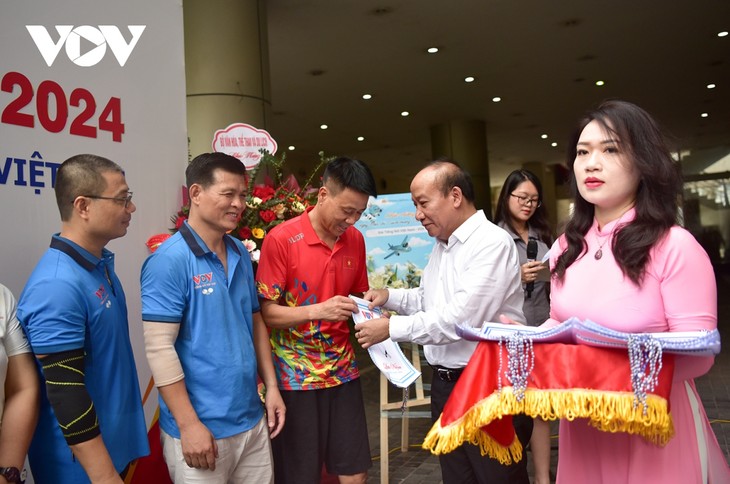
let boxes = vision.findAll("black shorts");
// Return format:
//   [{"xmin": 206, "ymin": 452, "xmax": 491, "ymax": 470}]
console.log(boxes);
[{"xmin": 272, "ymin": 379, "xmax": 372, "ymax": 483}]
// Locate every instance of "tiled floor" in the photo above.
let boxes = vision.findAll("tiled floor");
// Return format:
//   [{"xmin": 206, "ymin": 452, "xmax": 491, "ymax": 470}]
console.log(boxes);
[{"xmin": 356, "ymin": 265, "xmax": 730, "ymax": 483}]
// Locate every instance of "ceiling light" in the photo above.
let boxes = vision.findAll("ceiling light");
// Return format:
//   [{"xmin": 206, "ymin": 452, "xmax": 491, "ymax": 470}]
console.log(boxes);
[
  {"xmin": 401, "ymin": 111, "xmax": 410, "ymax": 117},
  {"xmin": 288, "ymin": 145, "xmax": 295, "ymax": 151},
  {"xmin": 427, "ymin": 47, "xmax": 439, "ymax": 54},
  {"xmin": 362, "ymin": 94, "xmax": 372, "ymax": 100},
  {"xmin": 707, "ymin": 83, "xmax": 716, "ymax": 89},
  {"xmin": 357, "ymin": 136, "xmax": 365, "ymax": 141},
  {"xmin": 320, "ymin": 124, "xmax": 328, "ymax": 129},
  {"xmin": 492, "ymin": 96, "xmax": 502, "ymax": 102},
  {"xmin": 595, "ymin": 80, "xmax": 605, "ymax": 86},
  {"xmin": 541, "ymin": 134, "xmax": 548, "ymax": 139},
  {"xmin": 551, "ymin": 142, "xmax": 558, "ymax": 147},
  {"xmin": 718, "ymin": 31, "xmax": 728, "ymax": 37},
  {"xmin": 464, "ymin": 76, "xmax": 476, "ymax": 83},
  {"xmin": 701, "ymin": 113, "xmax": 709, "ymax": 118}
]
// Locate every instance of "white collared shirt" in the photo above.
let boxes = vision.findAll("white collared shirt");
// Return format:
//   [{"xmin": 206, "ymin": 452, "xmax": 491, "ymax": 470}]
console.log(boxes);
[{"xmin": 385, "ymin": 210, "xmax": 525, "ymax": 368}]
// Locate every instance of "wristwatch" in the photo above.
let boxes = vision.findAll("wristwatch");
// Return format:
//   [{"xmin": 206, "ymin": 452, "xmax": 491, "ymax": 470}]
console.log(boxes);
[{"xmin": 0, "ymin": 467, "xmax": 25, "ymax": 484}]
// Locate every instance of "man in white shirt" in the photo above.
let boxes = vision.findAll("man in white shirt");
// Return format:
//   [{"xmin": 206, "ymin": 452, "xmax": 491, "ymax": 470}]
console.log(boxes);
[{"xmin": 356, "ymin": 159, "xmax": 532, "ymax": 484}]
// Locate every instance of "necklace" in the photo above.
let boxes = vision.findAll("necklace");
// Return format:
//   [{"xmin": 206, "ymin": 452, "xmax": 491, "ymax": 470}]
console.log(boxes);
[
  {"xmin": 593, "ymin": 212, "xmax": 629, "ymax": 260},
  {"xmin": 594, "ymin": 230, "xmax": 611, "ymax": 260}
]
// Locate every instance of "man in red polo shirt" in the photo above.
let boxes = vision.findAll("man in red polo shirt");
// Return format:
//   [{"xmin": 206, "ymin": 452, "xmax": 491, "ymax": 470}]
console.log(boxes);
[{"xmin": 256, "ymin": 157, "xmax": 377, "ymax": 484}]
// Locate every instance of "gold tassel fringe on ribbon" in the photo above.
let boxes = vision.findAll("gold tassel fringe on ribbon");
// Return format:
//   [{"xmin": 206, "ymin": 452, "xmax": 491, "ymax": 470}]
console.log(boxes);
[{"xmin": 422, "ymin": 386, "xmax": 674, "ymax": 464}]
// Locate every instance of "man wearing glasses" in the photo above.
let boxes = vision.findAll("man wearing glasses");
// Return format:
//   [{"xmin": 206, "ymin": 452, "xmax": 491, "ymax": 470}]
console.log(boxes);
[{"xmin": 17, "ymin": 154, "xmax": 149, "ymax": 484}]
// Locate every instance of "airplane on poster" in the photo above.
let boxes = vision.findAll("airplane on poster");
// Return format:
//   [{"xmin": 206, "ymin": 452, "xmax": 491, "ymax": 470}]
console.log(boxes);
[
  {"xmin": 362, "ymin": 203, "xmax": 382, "ymax": 223},
  {"xmin": 384, "ymin": 236, "xmax": 411, "ymax": 259}
]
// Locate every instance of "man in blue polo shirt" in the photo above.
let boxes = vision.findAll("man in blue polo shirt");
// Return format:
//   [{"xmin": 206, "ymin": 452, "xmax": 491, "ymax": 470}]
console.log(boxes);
[
  {"xmin": 17, "ymin": 154, "xmax": 149, "ymax": 484},
  {"xmin": 141, "ymin": 152, "xmax": 284, "ymax": 483}
]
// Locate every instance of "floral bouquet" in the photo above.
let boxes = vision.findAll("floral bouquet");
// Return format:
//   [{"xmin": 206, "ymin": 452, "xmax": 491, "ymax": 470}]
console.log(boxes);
[{"xmin": 169, "ymin": 150, "xmax": 328, "ymax": 262}]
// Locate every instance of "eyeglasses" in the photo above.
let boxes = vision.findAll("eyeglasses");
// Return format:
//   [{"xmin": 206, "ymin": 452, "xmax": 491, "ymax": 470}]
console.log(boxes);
[
  {"xmin": 510, "ymin": 193, "xmax": 541, "ymax": 207},
  {"xmin": 77, "ymin": 192, "xmax": 134, "ymax": 209}
]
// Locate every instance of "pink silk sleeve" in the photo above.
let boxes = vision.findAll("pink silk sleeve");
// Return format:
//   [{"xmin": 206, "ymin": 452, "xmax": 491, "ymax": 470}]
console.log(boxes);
[
  {"xmin": 655, "ymin": 227, "xmax": 717, "ymax": 332},
  {"xmin": 653, "ymin": 228, "xmax": 717, "ymax": 381}
]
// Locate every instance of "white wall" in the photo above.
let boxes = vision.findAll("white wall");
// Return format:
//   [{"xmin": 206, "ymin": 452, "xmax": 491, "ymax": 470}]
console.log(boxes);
[{"xmin": 0, "ymin": 1, "xmax": 188, "ymax": 480}]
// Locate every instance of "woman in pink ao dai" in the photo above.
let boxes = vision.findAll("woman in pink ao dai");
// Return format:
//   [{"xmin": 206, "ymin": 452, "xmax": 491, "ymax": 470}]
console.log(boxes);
[{"xmin": 544, "ymin": 100, "xmax": 730, "ymax": 483}]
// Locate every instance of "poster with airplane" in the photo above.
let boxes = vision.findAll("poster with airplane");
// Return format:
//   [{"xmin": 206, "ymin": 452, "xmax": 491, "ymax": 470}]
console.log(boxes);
[{"xmin": 355, "ymin": 193, "xmax": 435, "ymax": 289}]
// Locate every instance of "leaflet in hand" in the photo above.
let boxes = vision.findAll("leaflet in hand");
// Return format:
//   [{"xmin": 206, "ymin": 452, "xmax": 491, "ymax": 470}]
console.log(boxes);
[
  {"xmin": 350, "ymin": 295, "xmax": 421, "ymax": 388},
  {"xmin": 456, "ymin": 317, "xmax": 721, "ymax": 356}
]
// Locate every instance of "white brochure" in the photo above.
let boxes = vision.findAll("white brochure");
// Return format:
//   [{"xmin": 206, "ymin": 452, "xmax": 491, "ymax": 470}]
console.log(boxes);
[{"xmin": 350, "ymin": 295, "xmax": 422, "ymax": 388}]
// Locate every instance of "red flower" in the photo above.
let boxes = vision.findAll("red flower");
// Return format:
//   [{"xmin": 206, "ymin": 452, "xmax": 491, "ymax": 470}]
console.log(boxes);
[
  {"xmin": 238, "ymin": 226, "xmax": 252, "ymax": 239},
  {"xmin": 146, "ymin": 233, "xmax": 171, "ymax": 253},
  {"xmin": 174, "ymin": 214, "xmax": 187, "ymax": 229},
  {"xmin": 259, "ymin": 210, "xmax": 276, "ymax": 223},
  {"xmin": 253, "ymin": 185, "xmax": 276, "ymax": 202}
]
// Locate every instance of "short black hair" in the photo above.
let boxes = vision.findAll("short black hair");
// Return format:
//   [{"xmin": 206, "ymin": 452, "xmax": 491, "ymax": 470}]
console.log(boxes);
[
  {"xmin": 186, "ymin": 152, "xmax": 246, "ymax": 189},
  {"xmin": 55, "ymin": 154, "xmax": 124, "ymax": 221},
  {"xmin": 322, "ymin": 156, "xmax": 377, "ymax": 197}
]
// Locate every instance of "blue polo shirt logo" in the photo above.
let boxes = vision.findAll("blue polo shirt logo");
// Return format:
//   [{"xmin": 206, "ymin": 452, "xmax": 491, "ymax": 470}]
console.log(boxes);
[
  {"xmin": 94, "ymin": 284, "xmax": 112, "ymax": 308},
  {"xmin": 95, "ymin": 284, "xmax": 106, "ymax": 300},
  {"xmin": 193, "ymin": 272, "xmax": 215, "ymax": 295},
  {"xmin": 193, "ymin": 272, "xmax": 213, "ymax": 286}
]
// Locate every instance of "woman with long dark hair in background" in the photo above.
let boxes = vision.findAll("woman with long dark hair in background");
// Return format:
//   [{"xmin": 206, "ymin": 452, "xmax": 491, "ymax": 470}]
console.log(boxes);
[{"xmin": 494, "ymin": 169, "xmax": 553, "ymax": 484}]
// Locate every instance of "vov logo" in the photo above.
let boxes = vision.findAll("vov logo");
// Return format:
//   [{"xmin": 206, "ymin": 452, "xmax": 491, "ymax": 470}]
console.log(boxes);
[
  {"xmin": 192, "ymin": 273, "xmax": 213, "ymax": 285},
  {"xmin": 26, "ymin": 25, "xmax": 146, "ymax": 67}
]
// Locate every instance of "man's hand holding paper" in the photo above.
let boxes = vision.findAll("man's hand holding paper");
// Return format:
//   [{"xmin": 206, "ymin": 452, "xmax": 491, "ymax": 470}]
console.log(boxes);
[
  {"xmin": 354, "ymin": 313, "xmax": 391, "ymax": 350},
  {"xmin": 350, "ymin": 295, "xmax": 420, "ymax": 387},
  {"xmin": 355, "ymin": 289, "xmax": 391, "ymax": 349}
]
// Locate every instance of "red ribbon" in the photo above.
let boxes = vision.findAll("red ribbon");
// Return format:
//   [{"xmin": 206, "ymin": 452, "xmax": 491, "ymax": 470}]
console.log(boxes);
[{"xmin": 425, "ymin": 341, "xmax": 675, "ymax": 460}]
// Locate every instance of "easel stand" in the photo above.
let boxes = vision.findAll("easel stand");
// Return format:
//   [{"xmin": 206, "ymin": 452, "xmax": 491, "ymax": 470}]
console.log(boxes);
[{"xmin": 378, "ymin": 343, "xmax": 431, "ymax": 484}]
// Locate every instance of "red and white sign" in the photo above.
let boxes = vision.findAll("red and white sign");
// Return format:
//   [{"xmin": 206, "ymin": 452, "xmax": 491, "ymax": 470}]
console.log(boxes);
[{"xmin": 212, "ymin": 122, "xmax": 277, "ymax": 169}]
